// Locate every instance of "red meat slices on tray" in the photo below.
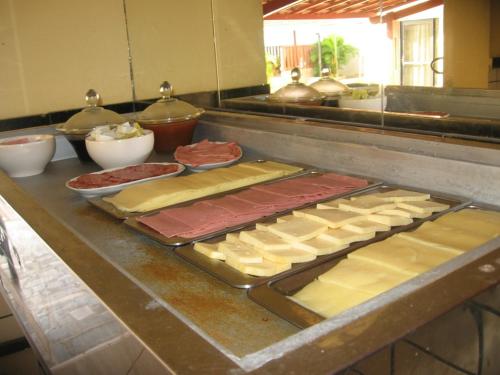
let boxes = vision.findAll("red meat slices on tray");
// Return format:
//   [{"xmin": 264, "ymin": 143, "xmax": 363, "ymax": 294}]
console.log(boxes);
[
  {"xmin": 68, "ymin": 163, "xmax": 179, "ymax": 189},
  {"xmin": 174, "ymin": 139, "xmax": 241, "ymax": 167},
  {"xmin": 136, "ymin": 172, "xmax": 369, "ymax": 239}
]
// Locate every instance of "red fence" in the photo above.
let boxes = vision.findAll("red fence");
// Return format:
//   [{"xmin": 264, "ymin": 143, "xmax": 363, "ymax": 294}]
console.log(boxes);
[{"xmin": 265, "ymin": 45, "xmax": 314, "ymax": 71}]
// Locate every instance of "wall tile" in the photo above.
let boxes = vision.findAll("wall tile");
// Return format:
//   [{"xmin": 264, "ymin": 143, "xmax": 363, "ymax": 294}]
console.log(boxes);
[
  {"xmin": 126, "ymin": 0, "xmax": 218, "ymax": 100},
  {"xmin": 0, "ymin": 0, "xmax": 132, "ymax": 120},
  {"xmin": 214, "ymin": 0, "xmax": 267, "ymax": 91}
]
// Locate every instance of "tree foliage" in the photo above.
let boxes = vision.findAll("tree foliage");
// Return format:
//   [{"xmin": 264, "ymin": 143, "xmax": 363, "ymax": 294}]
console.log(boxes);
[{"xmin": 310, "ymin": 35, "xmax": 358, "ymax": 76}]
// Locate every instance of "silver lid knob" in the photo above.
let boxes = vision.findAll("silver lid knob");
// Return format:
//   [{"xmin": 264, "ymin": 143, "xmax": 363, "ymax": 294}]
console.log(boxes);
[
  {"xmin": 291, "ymin": 67, "xmax": 301, "ymax": 82},
  {"xmin": 85, "ymin": 89, "xmax": 100, "ymax": 107},
  {"xmin": 160, "ymin": 81, "xmax": 173, "ymax": 100},
  {"xmin": 321, "ymin": 67, "xmax": 331, "ymax": 78}
]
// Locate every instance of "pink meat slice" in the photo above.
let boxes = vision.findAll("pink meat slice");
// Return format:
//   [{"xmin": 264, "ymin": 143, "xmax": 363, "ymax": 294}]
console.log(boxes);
[
  {"xmin": 68, "ymin": 164, "xmax": 179, "ymax": 189},
  {"xmin": 160, "ymin": 201, "xmax": 230, "ymax": 228},
  {"xmin": 174, "ymin": 139, "xmax": 241, "ymax": 167},
  {"xmin": 137, "ymin": 172, "xmax": 369, "ymax": 239},
  {"xmin": 137, "ymin": 213, "xmax": 194, "ymax": 238},
  {"xmin": 317, "ymin": 173, "xmax": 369, "ymax": 188}
]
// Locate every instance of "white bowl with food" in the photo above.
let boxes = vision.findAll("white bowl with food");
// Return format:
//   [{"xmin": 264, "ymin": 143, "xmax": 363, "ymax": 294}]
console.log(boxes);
[
  {"xmin": 85, "ymin": 123, "xmax": 154, "ymax": 169},
  {"xmin": 0, "ymin": 134, "xmax": 55, "ymax": 177}
]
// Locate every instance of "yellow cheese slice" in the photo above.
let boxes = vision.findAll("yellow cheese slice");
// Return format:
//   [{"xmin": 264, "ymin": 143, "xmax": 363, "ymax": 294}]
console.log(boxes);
[
  {"xmin": 293, "ymin": 238, "xmax": 348, "ymax": 256},
  {"xmin": 319, "ymin": 228, "xmax": 375, "ymax": 245},
  {"xmin": 293, "ymin": 208, "xmax": 364, "ymax": 228},
  {"xmin": 339, "ymin": 196, "xmax": 397, "ymax": 214},
  {"xmin": 397, "ymin": 200, "xmax": 449, "ymax": 214},
  {"xmin": 291, "ymin": 280, "xmax": 374, "ymax": 318},
  {"xmin": 375, "ymin": 189, "xmax": 431, "ymax": 202},
  {"xmin": 342, "ymin": 220, "xmax": 390, "ymax": 233},
  {"xmin": 348, "ymin": 236, "xmax": 456, "ymax": 276},
  {"xmin": 268, "ymin": 217, "xmax": 328, "ymax": 242},
  {"xmin": 103, "ymin": 161, "xmax": 300, "ymax": 212},
  {"xmin": 240, "ymin": 160, "xmax": 302, "ymax": 174},
  {"xmin": 225, "ymin": 256, "xmax": 291, "ymax": 277},
  {"xmin": 218, "ymin": 240, "xmax": 263, "ymax": 264},
  {"xmin": 318, "ymin": 258, "xmax": 412, "ymax": 295},
  {"xmin": 377, "ymin": 208, "xmax": 431, "ymax": 219},
  {"xmin": 434, "ymin": 209, "xmax": 500, "ymax": 238},
  {"xmin": 239, "ymin": 230, "xmax": 292, "ymax": 250},
  {"xmin": 316, "ymin": 198, "xmax": 350, "ymax": 209},
  {"xmin": 398, "ymin": 221, "xmax": 496, "ymax": 254},
  {"xmin": 255, "ymin": 246, "xmax": 316, "ymax": 263},
  {"xmin": 368, "ymin": 213, "xmax": 413, "ymax": 226},
  {"xmin": 193, "ymin": 242, "xmax": 226, "ymax": 260}
]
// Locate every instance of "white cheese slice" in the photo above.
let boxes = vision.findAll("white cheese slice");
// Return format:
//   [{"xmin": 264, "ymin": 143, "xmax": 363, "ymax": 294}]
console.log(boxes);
[
  {"xmin": 193, "ymin": 242, "xmax": 226, "ymax": 260},
  {"xmin": 375, "ymin": 189, "xmax": 430, "ymax": 202},
  {"xmin": 397, "ymin": 200, "xmax": 449, "ymax": 214},
  {"xmin": 318, "ymin": 258, "xmax": 411, "ymax": 295},
  {"xmin": 225, "ymin": 256, "xmax": 291, "ymax": 277},
  {"xmin": 319, "ymin": 228, "xmax": 375, "ymax": 245},
  {"xmin": 255, "ymin": 246, "xmax": 316, "ymax": 263},
  {"xmin": 268, "ymin": 217, "xmax": 328, "ymax": 242},
  {"xmin": 316, "ymin": 198, "xmax": 350, "ymax": 209},
  {"xmin": 239, "ymin": 230, "xmax": 292, "ymax": 250},
  {"xmin": 225, "ymin": 232, "xmax": 240, "ymax": 242},
  {"xmin": 255, "ymin": 222, "xmax": 271, "ymax": 231},
  {"xmin": 342, "ymin": 220, "xmax": 390, "ymax": 233},
  {"xmin": 218, "ymin": 240, "xmax": 263, "ymax": 264},
  {"xmin": 293, "ymin": 208, "xmax": 364, "ymax": 228},
  {"xmin": 368, "ymin": 213, "xmax": 413, "ymax": 226},
  {"xmin": 348, "ymin": 236, "xmax": 456, "ymax": 276},
  {"xmin": 377, "ymin": 208, "xmax": 431, "ymax": 219},
  {"xmin": 293, "ymin": 238, "xmax": 348, "ymax": 256},
  {"xmin": 339, "ymin": 196, "xmax": 397, "ymax": 214},
  {"xmin": 276, "ymin": 215, "xmax": 295, "ymax": 223}
]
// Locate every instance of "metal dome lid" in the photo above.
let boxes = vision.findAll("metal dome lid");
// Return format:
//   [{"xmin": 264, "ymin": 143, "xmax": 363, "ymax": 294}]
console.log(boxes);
[
  {"xmin": 268, "ymin": 68, "xmax": 324, "ymax": 104},
  {"xmin": 56, "ymin": 90, "xmax": 127, "ymax": 135},
  {"xmin": 310, "ymin": 68, "xmax": 349, "ymax": 97},
  {"xmin": 137, "ymin": 81, "xmax": 204, "ymax": 124}
]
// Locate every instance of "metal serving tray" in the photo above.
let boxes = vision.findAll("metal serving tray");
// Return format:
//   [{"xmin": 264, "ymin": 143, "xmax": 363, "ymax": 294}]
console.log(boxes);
[
  {"xmin": 174, "ymin": 185, "xmax": 469, "ymax": 289},
  {"xmin": 247, "ymin": 202, "xmax": 498, "ymax": 329},
  {"xmin": 87, "ymin": 160, "xmax": 317, "ymax": 220},
  {"xmin": 125, "ymin": 171, "xmax": 381, "ymax": 247}
]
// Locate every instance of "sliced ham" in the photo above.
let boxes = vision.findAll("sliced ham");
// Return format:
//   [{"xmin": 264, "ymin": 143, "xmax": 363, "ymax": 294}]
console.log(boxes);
[
  {"xmin": 68, "ymin": 163, "xmax": 179, "ymax": 189},
  {"xmin": 174, "ymin": 139, "xmax": 241, "ymax": 167},
  {"xmin": 137, "ymin": 172, "xmax": 369, "ymax": 239}
]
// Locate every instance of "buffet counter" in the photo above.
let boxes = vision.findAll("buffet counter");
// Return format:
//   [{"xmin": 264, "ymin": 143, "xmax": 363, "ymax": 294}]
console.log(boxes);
[{"xmin": 1, "ymin": 110, "xmax": 500, "ymax": 374}]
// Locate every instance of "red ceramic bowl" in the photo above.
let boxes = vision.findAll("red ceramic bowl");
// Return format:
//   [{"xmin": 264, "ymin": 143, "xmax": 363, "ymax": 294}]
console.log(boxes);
[{"xmin": 139, "ymin": 119, "xmax": 198, "ymax": 153}]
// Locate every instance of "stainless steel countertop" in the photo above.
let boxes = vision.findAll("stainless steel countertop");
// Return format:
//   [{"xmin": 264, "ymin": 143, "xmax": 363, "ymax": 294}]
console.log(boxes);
[
  {"xmin": 12, "ymin": 155, "xmax": 299, "ymax": 358},
  {"xmin": 2, "ymin": 112, "xmax": 500, "ymax": 374}
]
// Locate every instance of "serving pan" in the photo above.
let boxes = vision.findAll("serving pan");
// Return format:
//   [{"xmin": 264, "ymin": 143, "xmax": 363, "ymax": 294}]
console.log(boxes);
[
  {"xmin": 174, "ymin": 185, "xmax": 469, "ymax": 289},
  {"xmin": 87, "ymin": 160, "xmax": 317, "ymax": 220},
  {"xmin": 125, "ymin": 170, "xmax": 380, "ymax": 247},
  {"xmin": 247, "ymin": 202, "xmax": 498, "ymax": 329}
]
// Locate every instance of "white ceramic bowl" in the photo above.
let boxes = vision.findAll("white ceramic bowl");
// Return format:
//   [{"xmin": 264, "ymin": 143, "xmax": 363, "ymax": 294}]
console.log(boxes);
[
  {"xmin": 85, "ymin": 130, "xmax": 154, "ymax": 169},
  {"xmin": 0, "ymin": 134, "xmax": 55, "ymax": 178}
]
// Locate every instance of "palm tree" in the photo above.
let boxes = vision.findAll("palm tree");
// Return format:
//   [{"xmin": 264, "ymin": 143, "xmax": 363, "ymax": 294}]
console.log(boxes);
[{"xmin": 310, "ymin": 35, "xmax": 358, "ymax": 77}]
